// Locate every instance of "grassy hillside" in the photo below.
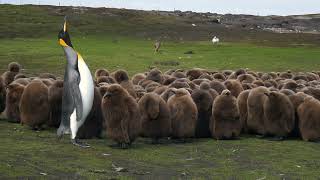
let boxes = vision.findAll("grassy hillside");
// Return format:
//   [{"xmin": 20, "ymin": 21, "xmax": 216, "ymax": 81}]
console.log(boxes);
[{"xmin": 1, "ymin": 4, "xmax": 320, "ymax": 45}]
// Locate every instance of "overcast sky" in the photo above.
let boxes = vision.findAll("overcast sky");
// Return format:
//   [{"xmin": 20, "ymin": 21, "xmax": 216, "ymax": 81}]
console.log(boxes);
[{"xmin": 2, "ymin": 0, "xmax": 320, "ymax": 16}]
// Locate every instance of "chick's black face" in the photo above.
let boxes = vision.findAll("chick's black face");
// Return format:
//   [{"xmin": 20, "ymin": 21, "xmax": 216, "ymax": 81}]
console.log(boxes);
[{"xmin": 58, "ymin": 28, "xmax": 73, "ymax": 47}]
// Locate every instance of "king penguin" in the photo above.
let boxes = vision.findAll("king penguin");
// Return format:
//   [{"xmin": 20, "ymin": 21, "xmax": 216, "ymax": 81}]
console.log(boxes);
[{"xmin": 57, "ymin": 17, "xmax": 94, "ymax": 148}]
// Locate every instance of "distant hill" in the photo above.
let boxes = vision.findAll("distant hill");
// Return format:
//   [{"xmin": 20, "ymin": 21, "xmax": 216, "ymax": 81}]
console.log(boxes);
[{"xmin": 1, "ymin": 4, "xmax": 320, "ymax": 45}]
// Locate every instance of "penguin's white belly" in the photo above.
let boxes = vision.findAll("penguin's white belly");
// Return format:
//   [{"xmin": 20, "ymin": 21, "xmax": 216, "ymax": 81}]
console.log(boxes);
[{"xmin": 77, "ymin": 54, "xmax": 94, "ymax": 126}]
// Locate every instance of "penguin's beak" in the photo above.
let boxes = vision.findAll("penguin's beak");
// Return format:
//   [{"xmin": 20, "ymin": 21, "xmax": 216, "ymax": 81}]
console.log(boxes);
[
  {"xmin": 58, "ymin": 17, "xmax": 73, "ymax": 47},
  {"xmin": 63, "ymin": 19, "xmax": 67, "ymax": 32}
]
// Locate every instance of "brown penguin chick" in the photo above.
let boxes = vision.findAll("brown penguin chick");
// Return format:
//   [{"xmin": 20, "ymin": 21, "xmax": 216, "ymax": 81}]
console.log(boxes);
[
  {"xmin": 302, "ymin": 87, "xmax": 320, "ymax": 101},
  {"xmin": 252, "ymin": 80, "xmax": 264, "ymax": 87},
  {"xmin": 138, "ymin": 79, "xmax": 154, "ymax": 88},
  {"xmin": 247, "ymin": 71, "xmax": 258, "ymax": 78},
  {"xmin": 101, "ymin": 84, "xmax": 141, "ymax": 148},
  {"xmin": 114, "ymin": 70, "xmax": 137, "ymax": 98},
  {"xmin": 186, "ymin": 68, "xmax": 203, "ymax": 80},
  {"xmin": 172, "ymin": 71, "xmax": 187, "ymax": 79},
  {"xmin": 169, "ymin": 81, "xmax": 190, "ymax": 89},
  {"xmin": 47, "ymin": 80, "xmax": 63, "ymax": 128},
  {"xmin": 237, "ymin": 74, "xmax": 256, "ymax": 84},
  {"xmin": 145, "ymin": 82, "xmax": 161, "ymax": 92},
  {"xmin": 20, "ymin": 80, "xmax": 49, "ymax": 129},
  {"xmin": 312, "ymin": 71, "xmax": 320, "ymax": 77},
  {"xmin": 95, "ymin": 68, "xmax": 109, "ymax": 79},
  {"xmin": 77, "ymin": 87, "xmax": 103, "ymax": 139},
  {"xmin": 200, "ymin": 82, "xmax": 218, "ymax": 100},
  {"xmin": 0, "ymin": 77, "xmax": 6, "ymax": 113},
  {"xmin": 260, "ymin": 73, "xmax": 273, "ymax": 81},
  {"xmin": 168, "ymin": 88, "xmax": 197, "ymax": 139},
  {"xmin": 306, "ymin": 72, "xmax": 319, "ymax": 81},
  {"xmin": 210, "ymin": 80, "xmax": 227, "ymax": 94},
  {"xmin": 282, "ymin": 81, "xmax": 299, "ymax": 92},
  {"xmin": 228, "ymin": 69, "xmax": 246, "ymax": 79},
  {"xmin": 211, "ymin": 89, "xmax": 241, "ymax": 140},
  {"xmin": 263, "ymin": 91, "xmax": 295, "ymax": 139},
  {"xmin": 191, "ymin": 89, "xmax": 213, "ymax": 138},
  {"xmin": 14, "ymin": 73, "xmax": 27, "ymax": 80},
  {"xmin": 164, "ymin": 69, "xmax": 176, "ymax": 76},
  {"xmin": 114, "ymin": 69, "xmax": 130, "ymax": 83},
  {"xmin": 188, "ymin": 81, "xmax": 200, "ymax": 91},
  {"xmin": 257, "ymin": 72, "xmax": 263, "ymax": 78},
  {"xmin": 138, "ymin": 93, "xmax": 171, "ymax": 143},
  {"xmin": 199, "ymin": 74, "xmax": 213, "ymax": 81},
  {"xmin": 97, "ymin": 76, "xmax": 116, "ymax": 84},
  {"xmin": 98, "ymin": 85, "xmax": 110, "ymax": 97},
  {"xmin": 160, "ymin": 88, "xmax": 176, "ymax": 102},
  {"xmin": 247, "ymin": 86, "xmax": 269, "ymax": 135},
  {"xmin": 279, "ymin": 71, "xmax": 293, "ymax": 79},
  {"xmin": 132, "ymin": 73, "xmax": 146, "ymax": 85},
  {"xmin": 41, "ymin": 78, "xmax": 54, "ymax": 87},
  {"xmin": 268, "ymin": 87, "xmax": 278, "ymax": 92},
  {"xmin": 163, "ymin": 76, "xmax": 176, "ymax": 86},
  {"xmin": 13, "ymin": 78, "xmax": 30, "ymax": 86},
  {"xmin": 288, "ymin": 92, "xmax": 309, "ymax": 137},
  {"xmin": 8, "ymin": 62, "xmax": 21, "ymax": 72},
  {"xmin": 264, "ymin": 79, "xmax": 278, "ymax": 88},
  {"xmin": 241, "ymin": 83, "xmax": 255, "ymax": 90},
  {"xmin": 263, "ymin": 81, "xmax": 273, "ymax": 88},
  {"xmin": 297, "ymin": 96, "xmax": 320, "ymax": 142},
  {"xmin": 222, "ymin": 70, "xmax": 233, "ymax": 77},
  {"xmin": 268, "ymin": 72, "xmax": 278, "ymax": 79},
  {"xmin": 192, "ymin": 79, "xmax": 206, "ymax": 85},
  {"xmin": 5, "ymin": 83, "xmax": 25, "ymax": 123},
  {"xmin": 153, "ymin": 86, "xmax": 168, "ymax": 95},
  {"xmin": 2, "ymin": 71, "xmax": 17, "ymax": 86},
  {"xmin": 237, "ymin": 90, "xmax": 250, "ymax": 133},
  {"xmin": 133, "ymin": 85, "xmax": 146, "ymax": 100},
  {"xmin": 224, "ymin": 80, "xmax": 244, "ymax": 97},
  {"xmin": 213, "ymin": 73, "xmax": 226, "ymax": 81},
  {"xmin": 39, "ymin": 73, "xmax": 56, "ymax": 80},
  {"xmin": 162, "ymin": 73, "xmax": 171, "ymax": 82},
  {"xmin": 234, "ymin": 69, "xmax": 246, "ymax": 76},
  {"xmin": 146, "ymin": 69, "xmax": 163, "ymax": 84},
  {"xmin": 279, "ymin": 89, "xmax": 295, "ymax": 96},
  {"xmin": 293, "ymin": 74, "xmax": 308, "ymax": 82}
]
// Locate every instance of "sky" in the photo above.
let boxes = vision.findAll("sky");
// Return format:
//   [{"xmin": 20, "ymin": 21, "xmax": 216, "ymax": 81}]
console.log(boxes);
[{"xmin": 2, "ymin": 0, "xmax": 320, "ymax": 16}]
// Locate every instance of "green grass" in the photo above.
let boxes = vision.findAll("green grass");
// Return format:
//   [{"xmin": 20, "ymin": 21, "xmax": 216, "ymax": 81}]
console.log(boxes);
[
  {"xmin": 1, "ymin": 120, "xmax": 320, "ymax": 179},
  {"xmin": 1, "ymin": 36, "xmax": 320, "ymax": 76}
]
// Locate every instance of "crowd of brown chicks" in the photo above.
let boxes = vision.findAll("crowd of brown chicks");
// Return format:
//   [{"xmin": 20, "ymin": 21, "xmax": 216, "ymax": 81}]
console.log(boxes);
[{"xmin": 1, "ymin": 62, "xmax": 320, "ymax": 148}]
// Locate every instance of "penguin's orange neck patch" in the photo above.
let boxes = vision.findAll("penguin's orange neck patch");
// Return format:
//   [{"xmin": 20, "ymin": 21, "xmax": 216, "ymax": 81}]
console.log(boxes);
[{"xmin": 59, "ymin": 39, "xmax": 68, "ymax": 47}]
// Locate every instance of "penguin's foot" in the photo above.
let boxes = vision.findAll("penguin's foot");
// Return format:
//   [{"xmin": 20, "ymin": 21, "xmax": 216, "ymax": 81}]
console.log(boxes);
[
  {"xmin": 268, "ymin": 136, "xmax": 284, "ymax": 141},
  {"xmin": 71, "ymin": 139, "xmax": 90, "ymax": 148}
]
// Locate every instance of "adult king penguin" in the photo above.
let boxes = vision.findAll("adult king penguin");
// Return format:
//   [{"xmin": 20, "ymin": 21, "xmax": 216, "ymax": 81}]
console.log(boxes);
[{"xmin": 57, "ymin": 17, "xmax": 94, "ymax": 148}]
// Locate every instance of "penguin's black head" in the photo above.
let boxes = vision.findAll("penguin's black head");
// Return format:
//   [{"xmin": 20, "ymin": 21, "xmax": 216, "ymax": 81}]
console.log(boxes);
[{"xmin": 58, "ymin": 17, "xmax": 73, "ymax": 48}]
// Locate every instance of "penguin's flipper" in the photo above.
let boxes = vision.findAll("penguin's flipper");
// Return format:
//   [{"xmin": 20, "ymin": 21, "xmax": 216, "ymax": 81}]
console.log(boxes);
[{"xmin": 71, "ymin": 78, "xmax": 83, "ymax": 121}]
